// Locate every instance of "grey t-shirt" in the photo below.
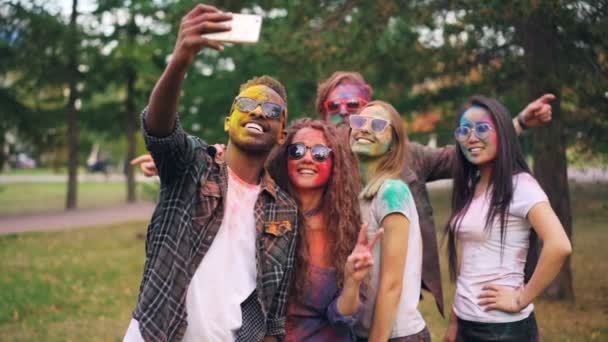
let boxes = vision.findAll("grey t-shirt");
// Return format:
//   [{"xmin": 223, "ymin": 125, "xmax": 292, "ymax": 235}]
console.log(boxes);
[{"xmin": 355, "ymin": 179, "xmax": 426, "ymax": 338}]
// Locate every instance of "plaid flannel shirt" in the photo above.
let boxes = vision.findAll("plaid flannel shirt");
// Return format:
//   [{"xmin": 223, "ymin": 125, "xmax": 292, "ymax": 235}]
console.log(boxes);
[{"xmin": 132, "ymin": 110, "xmax": 298, "ymax": 341}]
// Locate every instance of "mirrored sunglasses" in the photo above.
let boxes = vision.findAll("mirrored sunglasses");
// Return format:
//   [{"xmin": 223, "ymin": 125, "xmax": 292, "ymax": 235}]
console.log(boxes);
[
  {"xmin": 234, "ymin": 96, "xmax": 284, "ymax": 120},
  {"xmin": 287, "ymin": 143, "xmax": 333, "ymax": 162}
]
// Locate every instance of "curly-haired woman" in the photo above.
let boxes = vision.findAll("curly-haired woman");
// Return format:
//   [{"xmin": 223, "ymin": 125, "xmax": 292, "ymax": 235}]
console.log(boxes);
[{"xmin": 266, "ymin": 118, "xmax": 382, "ymax": 341}]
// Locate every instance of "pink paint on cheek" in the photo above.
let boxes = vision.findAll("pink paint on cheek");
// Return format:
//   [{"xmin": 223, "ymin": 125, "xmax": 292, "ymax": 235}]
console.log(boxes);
[
  {"xmin": 480, "ymin": 114, "xmax": 498, "ymax": 147},
  {"xmin": 313, "ymin": 159, "xmax": 332, "ymax": 187},
  {"xmin": 489, "ymin": 131, "xmax": 498, "ymax": 146},
  {"xmin": 287, "ymin": 159, "xmax": 299, "ymax": 184}
]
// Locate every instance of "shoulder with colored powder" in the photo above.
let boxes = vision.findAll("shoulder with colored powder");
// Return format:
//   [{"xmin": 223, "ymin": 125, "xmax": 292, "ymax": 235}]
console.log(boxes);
[{"xmin": 379, "ymin": 179, "xmax": 412, "ymax": 212}]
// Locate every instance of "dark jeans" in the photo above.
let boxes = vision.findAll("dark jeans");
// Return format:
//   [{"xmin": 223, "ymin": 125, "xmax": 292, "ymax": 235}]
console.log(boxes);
[
  {"xmin": 456, "ymin": 312, "xmax": 539, "ymax": 342},
  {"xmin": 357, "ymin": 326, "xmax": 431, "ymax": 342}
]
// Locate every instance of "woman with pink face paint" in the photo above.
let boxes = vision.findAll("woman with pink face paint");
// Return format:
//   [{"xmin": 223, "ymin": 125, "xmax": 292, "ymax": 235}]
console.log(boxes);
[
  {"xmin": 266, "ymin": 118, "xmax": 383, "ymax": 341},
  {"xmin": 443, "ymin": 96, "xmax": 571, "ymax": 342}
]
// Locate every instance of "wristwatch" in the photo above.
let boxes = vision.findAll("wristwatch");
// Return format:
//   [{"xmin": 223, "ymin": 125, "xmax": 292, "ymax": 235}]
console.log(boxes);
[{"xmin": 517, "ymin": 115, "xmax": 528, "ymax": 130}]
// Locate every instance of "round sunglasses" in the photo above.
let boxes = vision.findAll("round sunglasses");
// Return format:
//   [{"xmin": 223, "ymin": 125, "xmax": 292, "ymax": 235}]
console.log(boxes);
[
  {"xmin": 234, "ymin": 96, "xmax": 284, "ymax": 120},
  {"xmin": 324, "ymin": 97, "xmax": 368, "ymax": 115},
  {"xmin": 348, "ymin": 114, "xmax": 391, "ymax": 133},
  {"xmin": 454, "ymin": 122, "xmax": 494, "ymax": 142},
  {"xmin": 287, "ymin": 143, "xmax": 333, "ymax": 162}
]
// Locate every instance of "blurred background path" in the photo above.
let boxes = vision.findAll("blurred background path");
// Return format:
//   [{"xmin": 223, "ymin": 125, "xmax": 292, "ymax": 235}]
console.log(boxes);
[{"xmin": 0, "ymin": 202, "xmax": 155, "ymax": 235}]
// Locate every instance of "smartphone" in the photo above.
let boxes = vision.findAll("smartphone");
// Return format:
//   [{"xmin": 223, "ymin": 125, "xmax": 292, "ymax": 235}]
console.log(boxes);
[{"xmin": 202, "ymin": 13, "xmax": 263, "ymax": 45}]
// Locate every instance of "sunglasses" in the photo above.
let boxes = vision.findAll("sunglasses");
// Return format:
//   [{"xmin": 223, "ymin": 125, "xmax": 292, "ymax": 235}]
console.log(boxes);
[
  {"xmin": 324, "ymin": 97, "xmax": 368, "ymax": 115},
  {"xmin": 454, "ymin": 122, "xmax": 494, "ymax": 142},
  {"xmin": 234, "ymin": 96, "xmax": 284, "ymax": 120},
  {"xmin": 348, "ymin": 114, "xmax": 391, "ymax": 133},
  {"xmin": 287, "ymin": 143, "xmax": 333, "ymax": 162}
]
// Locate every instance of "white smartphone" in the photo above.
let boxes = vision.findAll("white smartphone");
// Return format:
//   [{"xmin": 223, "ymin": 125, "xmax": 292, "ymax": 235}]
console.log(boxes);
[{"xmin": 202, "ymin": 13, "xmax": 263, "ymax": 45}]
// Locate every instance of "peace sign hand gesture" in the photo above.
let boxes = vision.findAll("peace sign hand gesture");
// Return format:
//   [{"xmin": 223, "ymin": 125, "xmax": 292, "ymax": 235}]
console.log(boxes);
[{"xmin": 344, "ymin": 224, "xmax": 384, "ymax": 283}]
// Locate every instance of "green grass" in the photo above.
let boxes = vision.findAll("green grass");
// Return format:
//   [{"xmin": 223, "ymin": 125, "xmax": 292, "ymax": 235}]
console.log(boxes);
[
  {"xmin": 0, "ymin": 183, "xmax": 606, "ymax": 341},
  {"xmin": 0, "ymin": 222, "xmax": 147, "ymax": 341},
  {"xmin": 0, "ymin": 182, "xmax": 155, "ymax": 216}
]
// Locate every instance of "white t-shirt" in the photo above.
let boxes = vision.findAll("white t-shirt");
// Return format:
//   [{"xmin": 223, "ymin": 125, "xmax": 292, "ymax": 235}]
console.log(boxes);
[
  {"xmin": 453, "ymin": 172, "xmax": 548, "ymax": 323},
  {"xmin": 355, "ymin": 179, "xmax": 425, "ymax": 338},
  {"xmin": 124, "ymin": 167, "xmax": 261, "ymax": 342}
]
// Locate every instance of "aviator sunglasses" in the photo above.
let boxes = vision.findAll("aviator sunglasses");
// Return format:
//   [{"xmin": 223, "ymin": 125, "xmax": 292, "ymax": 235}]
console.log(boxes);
[
  {"xmin": 324, "ymin": 97, "xmax": 368, "ymax": 115},
  {"xmin": 234, "ymin": 96, "xmax": 284, "ymax": 120},
  {"xmin": 348, "ymin": 114, "xmax": 391, "ymax": 133},
  {"xmin": 287, "ymin": 143, "xmax": 333, "ymax": 162},
  {"xmin": 454, "ymin": 122, "xmax": 494, "ymax": 142}
]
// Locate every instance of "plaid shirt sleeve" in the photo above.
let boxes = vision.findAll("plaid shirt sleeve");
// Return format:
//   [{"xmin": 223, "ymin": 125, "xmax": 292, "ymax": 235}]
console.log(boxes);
[
  {"xmin": 141, "ymin": 107, "xmax": 204, "ymax": 184},
  {"xmin": 265, "ymin": 211, "xmax": 298, "ymax": 337}
]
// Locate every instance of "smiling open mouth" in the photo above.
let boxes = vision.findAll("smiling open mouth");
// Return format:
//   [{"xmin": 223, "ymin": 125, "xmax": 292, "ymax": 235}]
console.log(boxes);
[
  {"xmin": 245, "ymin": 122, "xmax": 264, "ymax": 133},
  {"xmin": 298, "ymin": 168, "xmax": 317, "ymax": 175},
  {"xmin": 355, "ymin": 137, "xmax": 374, "ymax": 144}
]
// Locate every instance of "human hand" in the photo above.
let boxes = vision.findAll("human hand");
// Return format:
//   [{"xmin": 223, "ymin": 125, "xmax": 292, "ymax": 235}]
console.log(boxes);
[
  {"xmin": 519, "ymin": 93, "xmax": 555, "ymax": 128},
  {"xmin": 344, "ymin": 224, "xmax": 383, "ymax": 283},
  {"xmin": 213, "ymin": 143, "xmax": 226, "ymax": 157},
  {"xmin": 171, "ymin": 4, "xmax": 232, "ymax": 68},
  {"xmin": 478, "ymin": 284, "xmax": 526, "ymax": 313},
  {"xmin": 442, "ymin": 320, "xmax": 458, "ymax": 342},
  {"xmin": 130, "ymin": 154, "xmax": 158, "ymax": 177}
]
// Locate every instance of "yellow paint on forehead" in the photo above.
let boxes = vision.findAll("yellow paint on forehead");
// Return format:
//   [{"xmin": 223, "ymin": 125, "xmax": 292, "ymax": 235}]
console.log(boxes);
[{"xmin": 238, "ymin": 85, "xmax": 280, "ymax": 103}]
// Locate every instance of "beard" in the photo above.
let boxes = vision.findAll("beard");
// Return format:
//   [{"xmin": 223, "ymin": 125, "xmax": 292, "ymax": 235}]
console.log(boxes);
[{"xmin": 228, "ymin": 133, "xmax": 275, "ymax": 157}]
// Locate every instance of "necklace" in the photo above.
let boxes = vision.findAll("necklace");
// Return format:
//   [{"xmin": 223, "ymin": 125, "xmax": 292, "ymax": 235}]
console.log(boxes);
[{"xmin": 303, "ymin": 205, "xmax": 322, "ymax": 218}]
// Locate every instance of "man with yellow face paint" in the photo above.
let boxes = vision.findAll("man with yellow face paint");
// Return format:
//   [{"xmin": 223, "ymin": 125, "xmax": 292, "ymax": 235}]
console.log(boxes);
[{"xmin": 123, "ymin": 4, "xmax": 298, "ymax": 342}]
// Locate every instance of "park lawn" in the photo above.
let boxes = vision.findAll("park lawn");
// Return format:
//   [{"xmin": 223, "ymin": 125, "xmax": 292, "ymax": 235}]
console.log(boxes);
[
  {"xmin": 0, "ymin": 182, "xmax": 153, "ymax": 216},
  {"xmin": 4, "ymin": 168, "xmax": 71, "ymax": 176},
  {"xmin": 0, "ymin": 183, "xmax": 606, "ymax": 341}
]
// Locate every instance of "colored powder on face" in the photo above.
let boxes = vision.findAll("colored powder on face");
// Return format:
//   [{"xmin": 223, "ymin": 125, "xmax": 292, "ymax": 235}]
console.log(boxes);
[
  {"xmin": 380, "ymin": 179, "xmax": 412, "ymax": 212},
  {"xmin": 370, "ymin": 142, "xmax": 391, "ymax": 155},
  {"xmin": 329, "ymin": 113, "xmax": 345, "ymax": 126},
  {"xmin": 240, "ymin": 85, "xmax": 272, "ymax": 101},
  {"xmin": 458, "ymin": 107, "xmax": 497, "ymax": 152},
  {"xmin": 313, "ymin": 159, "xmax": 332, "ymax": 187},
  {"xmin": 287, "ymin": 128, "xmax": 333, "ymax": 189}
]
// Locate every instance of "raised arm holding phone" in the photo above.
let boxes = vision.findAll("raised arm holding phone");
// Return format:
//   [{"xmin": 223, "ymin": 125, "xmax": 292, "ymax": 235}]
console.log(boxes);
[
  {"xmin": 124, "ymin": 4, "xmax": 299, "ymax": 342},
  {"xmin": 145, "ymin": 4, "xmax": 231, "ymax": 137}
]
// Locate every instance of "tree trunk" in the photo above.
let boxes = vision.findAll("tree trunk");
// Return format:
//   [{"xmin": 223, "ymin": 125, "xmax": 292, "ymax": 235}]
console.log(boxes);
[
  {"xmin": 125, "ymin": 65, "xmax": 137, "ymax": 203},
  {"xmin": 65, "ymin": 0, "xmax": 79, "ymax": 210},
  {"xmin": 0, "ymin": 131, "xmax": 7, "ymax": 172},
  {"xmin": 521, "ymin": 4, "xmax": 574, "ymax": 300},
  {"xmin": 124, "ymin": 15, "xmax": 138, "ymax": 203}
]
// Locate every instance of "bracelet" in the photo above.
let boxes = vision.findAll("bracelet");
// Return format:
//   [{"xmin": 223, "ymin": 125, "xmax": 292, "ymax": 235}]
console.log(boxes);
[{"xmin": 517, "ymin": 115, "xmax": 528, "ymax": 130}]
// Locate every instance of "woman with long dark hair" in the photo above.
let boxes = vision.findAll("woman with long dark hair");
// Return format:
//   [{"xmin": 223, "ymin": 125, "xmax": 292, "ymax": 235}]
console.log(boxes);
[
  {"xmin": 266, "ymin": 118, "xmax": 382, "ymax": 341},
  {"xmin": 443, "ymin": 96, "xmax": 571, "ymax": 342},
  {"xmin": 349, "ymin": 100, "xmax": 431, "ymax": 341}
]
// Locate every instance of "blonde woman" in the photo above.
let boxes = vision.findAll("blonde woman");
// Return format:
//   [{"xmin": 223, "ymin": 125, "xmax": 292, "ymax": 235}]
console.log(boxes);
[{"xmin": 349, "ymin": 101, "xmax": 430, "ymax": 341}]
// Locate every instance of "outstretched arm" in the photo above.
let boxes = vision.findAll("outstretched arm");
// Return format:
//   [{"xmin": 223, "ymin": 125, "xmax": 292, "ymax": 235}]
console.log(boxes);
[
  {"xmin": 146, "ymin": 5, "xmax": 231, "ymax": 137},
  {"xmin": 411, "ymin": 93, "xmax": 555, "ymax": 182},
  {"xmin": 512, "ymin": 93, "xmax": 555, "ymax": 134}
]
